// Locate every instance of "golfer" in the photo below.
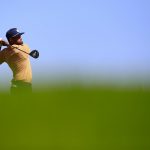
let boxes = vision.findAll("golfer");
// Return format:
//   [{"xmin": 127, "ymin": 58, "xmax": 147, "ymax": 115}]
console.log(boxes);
[{"xmin": 0, "ymin": 28, "xmax": 32, "ymax": 94}]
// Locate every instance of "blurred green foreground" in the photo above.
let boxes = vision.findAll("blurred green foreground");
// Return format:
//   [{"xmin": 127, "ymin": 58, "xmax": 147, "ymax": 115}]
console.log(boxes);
[{"xmin": 0, "ymin": 85, "xmax": 150, "ymax": 150}]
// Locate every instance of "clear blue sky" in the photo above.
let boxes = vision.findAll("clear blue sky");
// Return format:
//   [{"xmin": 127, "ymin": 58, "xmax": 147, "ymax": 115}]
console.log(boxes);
[{"xmin": 0, "ymin": 0, "xmax": 150, "ymax": 86}]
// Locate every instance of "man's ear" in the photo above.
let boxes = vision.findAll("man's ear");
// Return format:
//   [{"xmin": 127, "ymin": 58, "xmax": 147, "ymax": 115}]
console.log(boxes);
[
  {"xmin": 9, "ymin": 38, "xmax": 13, "ymax": 42},
  {"xmin": 8, "ymin": 38, "xmax": 14, "ymax": 44}
]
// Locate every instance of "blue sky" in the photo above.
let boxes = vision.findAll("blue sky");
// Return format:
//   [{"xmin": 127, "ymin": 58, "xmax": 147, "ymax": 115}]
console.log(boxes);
[{"xmin": 0, "ymin": 0, "xmax": 150, "ymax": 86}]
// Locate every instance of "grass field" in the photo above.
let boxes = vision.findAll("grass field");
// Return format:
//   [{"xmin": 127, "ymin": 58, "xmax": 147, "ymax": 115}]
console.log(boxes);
[{"xmin": 0, "ymin": 85, "xmax": 150, "ymax": 150}]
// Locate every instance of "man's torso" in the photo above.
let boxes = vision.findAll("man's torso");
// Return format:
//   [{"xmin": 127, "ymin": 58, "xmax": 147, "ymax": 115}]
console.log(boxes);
[{"xmin": 0, "ymin": 44, "xmax": 32, "ymax": 83}]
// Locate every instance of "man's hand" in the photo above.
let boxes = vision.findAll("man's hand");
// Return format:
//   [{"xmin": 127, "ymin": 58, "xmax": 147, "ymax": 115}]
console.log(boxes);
[{"xmin": 0, "ymin": 38, "xmax": 9, "ymax": 46}]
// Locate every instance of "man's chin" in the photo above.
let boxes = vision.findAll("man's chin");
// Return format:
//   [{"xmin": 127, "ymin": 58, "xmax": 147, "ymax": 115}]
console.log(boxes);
[
  {"xmin": 17, "ymin": 42, "xmax": 23, "ymax": 45},
  {"xmin": 20, "ymin": 41, "xmax": 23, "ymax": 44}
]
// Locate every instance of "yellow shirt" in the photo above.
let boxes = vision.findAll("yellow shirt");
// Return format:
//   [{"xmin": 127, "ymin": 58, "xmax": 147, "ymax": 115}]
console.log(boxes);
[{"xmin": 0, "ymin": 44, "xmax": 32, "ymax": 83}]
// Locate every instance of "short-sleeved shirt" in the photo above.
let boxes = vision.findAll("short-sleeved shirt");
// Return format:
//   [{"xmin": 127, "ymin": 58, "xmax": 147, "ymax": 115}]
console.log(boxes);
[{"xmin": 0, "ymin": 44, "xmax": 32, "ymax": 83}]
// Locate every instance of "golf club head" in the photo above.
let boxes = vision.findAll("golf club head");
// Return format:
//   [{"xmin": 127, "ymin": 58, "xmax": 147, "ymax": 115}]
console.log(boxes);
[{"xmin": 29, "ymin": 50, "xmax": 39, "ymax": 59}]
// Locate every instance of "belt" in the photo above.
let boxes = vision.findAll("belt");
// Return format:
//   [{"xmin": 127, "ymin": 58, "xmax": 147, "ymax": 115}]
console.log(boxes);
[{"xmin": 11, "ymin": 80, "xmax": 32, "ymax": 87}]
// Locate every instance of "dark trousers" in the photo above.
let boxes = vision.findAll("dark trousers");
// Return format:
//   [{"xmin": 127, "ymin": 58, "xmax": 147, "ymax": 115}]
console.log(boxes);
[{"xmin": 10, "ymin": 80, "xmax": 32, "ymax": 95}]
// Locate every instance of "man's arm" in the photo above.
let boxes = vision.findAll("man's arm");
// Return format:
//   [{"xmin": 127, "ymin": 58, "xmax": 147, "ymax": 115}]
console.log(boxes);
[
  {"xmin": 0, "ymin": 38, "xmax": 2, "ymax": 51},
  {"xmin": 0, "ymin": 39, "xmax": 8, "ymax": 64},
  {"xmin": 0, "ymin": 38, "xmax": 9, "ymax": 47},
  {"xmin": 0, "ymin": 50, "xmax": 4, "ymax": 64}
]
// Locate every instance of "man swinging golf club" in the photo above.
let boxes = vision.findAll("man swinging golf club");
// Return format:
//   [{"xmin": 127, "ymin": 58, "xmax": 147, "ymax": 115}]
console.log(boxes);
[{"xmin": 0, "ymin": 28, "xmax": 39, "ymax": 94}]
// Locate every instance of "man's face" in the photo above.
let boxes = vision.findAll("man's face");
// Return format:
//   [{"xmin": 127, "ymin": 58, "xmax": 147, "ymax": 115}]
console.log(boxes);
[{"xmin": 10, "ymin": 35, "xmax": 23, "ymax": 45}]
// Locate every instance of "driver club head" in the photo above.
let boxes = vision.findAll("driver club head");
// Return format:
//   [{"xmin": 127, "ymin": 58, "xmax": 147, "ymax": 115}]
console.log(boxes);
[{"xmin": 29, "ymin": 50, "xmax": 39, "ymax": 59}]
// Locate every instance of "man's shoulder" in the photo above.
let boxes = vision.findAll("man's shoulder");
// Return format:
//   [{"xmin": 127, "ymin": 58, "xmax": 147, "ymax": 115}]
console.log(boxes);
[
  {"xmin": 12, "ymin": 43, "xmax": 29, "ymax": 48},
  {"xmin": 0, "ymin": 47, "xmax": 9, "ymax": 53},
  {"xmin": 23, "ymin": 43, "xmax": 29, "ymax": 47},
  {"xmin": 12, "ymin": 44, "xmax": 30, "ymax": 53},
  {"xmin": 22, "ymin": 43, "xmax": 30, "ymax": 52}
]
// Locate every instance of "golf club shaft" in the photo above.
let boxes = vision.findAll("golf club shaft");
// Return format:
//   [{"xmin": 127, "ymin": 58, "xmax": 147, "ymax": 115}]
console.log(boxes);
[
  {"xmin": 0, "ymin": 39, "xmax": 29, "ymax": 55},
  {"xmin": 1, "ymin": 42, "xmax": 39, "ymax": 59},
  {"xmin": 11, "ymin": 45, "xmax": 29, "ymax": 55},
  {"xmin": 6, "ymin": 44, "xmax": 29, "ymax": 55}
]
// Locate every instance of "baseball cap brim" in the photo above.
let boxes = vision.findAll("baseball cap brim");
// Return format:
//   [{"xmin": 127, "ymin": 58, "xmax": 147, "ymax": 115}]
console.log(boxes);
[{"xmin": 12, "ymin": 32, "xmax": 25, "ymax": 37}]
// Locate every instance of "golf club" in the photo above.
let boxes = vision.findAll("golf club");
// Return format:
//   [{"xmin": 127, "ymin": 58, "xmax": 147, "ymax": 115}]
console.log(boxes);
[
  {"xmin": 0, "ymin": 40, "xmax": 39, "ymax": 59},
  {"xmin": 10, "ymin": 45, "xmax": 39, "ymax": 59}
]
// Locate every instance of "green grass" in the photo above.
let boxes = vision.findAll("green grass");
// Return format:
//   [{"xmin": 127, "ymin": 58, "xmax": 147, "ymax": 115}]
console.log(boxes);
[{"xmin": 0, "ymin": 85, "xmax": 150, "ymax": 150}]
